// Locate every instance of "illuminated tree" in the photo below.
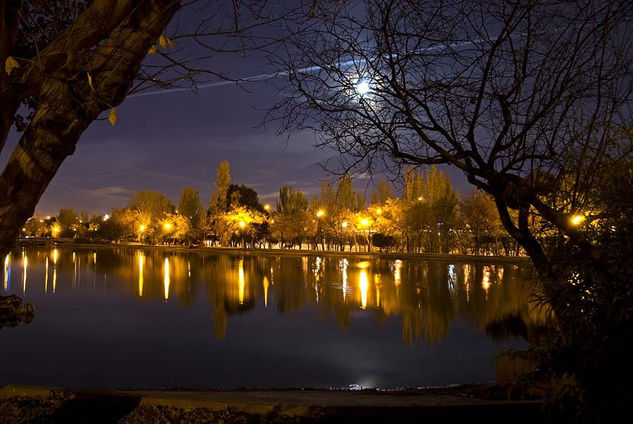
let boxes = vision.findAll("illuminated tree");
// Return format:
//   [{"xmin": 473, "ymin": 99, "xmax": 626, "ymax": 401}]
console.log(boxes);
[
  {"xmin": 227, "ymin": 184, "xmax": 263, "ymax": 212},
  {"xmin": 376, "ymin": 198, "xmax": 406, "ymax": 250},
  {"xmin": 129, "ymin": 190, "xmax": 174, "ymax": 243},
  {"xmin": 274, "ymin": 186, "xmax": 313, "ymax": 248},
  {"xmin": 178, "ymin": 187, "xmax": 204, "ymax": 242},
  {"xmin": 162, "ymin": 212, "xmax": 189, "ymax": 244},
  {"xmin": 370, "ymin": 178, "xmax": 393, "ymax": 205},
  {"xmin": 214, "ymin": 205, "xmax": 265, "ymax": 247},
  {"xmin": 336, "ymin": 173, "xmax": 364, "ymax": 212},
  {"xmin": 97, "ymin": 208, "xmax": 135, "ymax": 242},
  {"xmin": 461, "ymin": 190, "xmax": 505, "ymax": 255},
  {"xmin": 56, "ymin": 208, "xmax": 79, "ymax": 237},
  {"xmin": 419, "ymin": 167, "xmax": 460, "ymax": 253},
  {"xmin": 277, "ymin": 186, "xmax": 308, "ymax": 214},
  {"xmin": 209, "ymin": 160, "xmax": 231, "ymax": 213},
  {"xmin": 23, "ymin": 217, "xmax": 45, "ymax": 237},
  {"xmin": 130, "ymin": 190, "xmax": 173, "ymax": 219}
]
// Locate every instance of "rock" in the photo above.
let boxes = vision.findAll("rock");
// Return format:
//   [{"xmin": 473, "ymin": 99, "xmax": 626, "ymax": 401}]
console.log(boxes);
[{"xmin": 0, "ymin": 295, "xmax": 34, "ymax": 330}]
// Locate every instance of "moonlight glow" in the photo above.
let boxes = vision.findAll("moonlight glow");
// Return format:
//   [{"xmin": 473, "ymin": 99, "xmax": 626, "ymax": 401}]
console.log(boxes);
[{"xmin": 355, "ymin": 79, "xmax": 370, "ymax": 95}]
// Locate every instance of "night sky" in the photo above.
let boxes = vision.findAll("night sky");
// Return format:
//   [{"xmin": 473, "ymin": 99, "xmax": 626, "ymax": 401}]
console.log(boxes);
[
  {"xmin": 1, "ymin": 76, "xmax": 337, "ymax": 216},
  {"xmin": 0, "ymin": 14, "xmax": 470, "ymax": 218}
]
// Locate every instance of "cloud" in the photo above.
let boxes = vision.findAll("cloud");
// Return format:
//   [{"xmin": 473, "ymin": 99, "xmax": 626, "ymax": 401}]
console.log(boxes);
[{"xmin": 86, "ymin": 186, "xmax": 134, "ymax": 198}]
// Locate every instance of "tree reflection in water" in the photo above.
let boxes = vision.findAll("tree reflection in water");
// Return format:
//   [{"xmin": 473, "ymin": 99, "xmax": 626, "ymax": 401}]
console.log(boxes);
[{"xmin": 3, "ymin": 247, "xmax": 551, "ymax": 343}]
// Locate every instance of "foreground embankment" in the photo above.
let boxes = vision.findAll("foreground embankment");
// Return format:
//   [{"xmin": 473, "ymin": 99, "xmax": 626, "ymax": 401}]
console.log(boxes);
[{"xmin": 0, "ymin": 384, "xmax": 543, "ymax": 423}]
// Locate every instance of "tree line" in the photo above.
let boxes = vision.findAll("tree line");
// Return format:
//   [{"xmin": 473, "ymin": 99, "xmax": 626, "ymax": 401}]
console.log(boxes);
[{"xmin": 23, "ymin": 160, "xmax": 520, "ymax": 256}]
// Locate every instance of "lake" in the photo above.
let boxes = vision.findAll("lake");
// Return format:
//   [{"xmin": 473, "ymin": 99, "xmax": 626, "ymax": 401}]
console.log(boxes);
[{"xmin": 0, "ymin": 246, "xmax": 543, "ymax": 389}]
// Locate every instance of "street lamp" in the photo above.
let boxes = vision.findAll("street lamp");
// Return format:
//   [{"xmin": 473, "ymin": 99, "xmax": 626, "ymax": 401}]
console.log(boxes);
[
  {"xmin": 239, "ymin": 221, "xmax": 246, "ymax": 229},
  {"xmin": 163, "ymin": 222, "xmax": 172, "ymax": 231},
  {"xmin": 316, "ymin": 209, "xmax": 325, "ymax": 218},
  {"xmin": 571, "ymin": 214, "xmax": 585, "ymax": 226}
]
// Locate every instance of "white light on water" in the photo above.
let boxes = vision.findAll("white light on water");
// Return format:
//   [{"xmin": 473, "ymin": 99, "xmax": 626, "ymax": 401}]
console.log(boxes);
[{"xmin": 163, "ymin": 258, "xmax": 170, "ymax": 301}]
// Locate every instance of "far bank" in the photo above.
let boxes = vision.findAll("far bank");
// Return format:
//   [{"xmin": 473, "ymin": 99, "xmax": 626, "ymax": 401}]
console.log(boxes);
[{"xmin": 17, "ymin": 238, "xmax": 531, "ymax": 263}]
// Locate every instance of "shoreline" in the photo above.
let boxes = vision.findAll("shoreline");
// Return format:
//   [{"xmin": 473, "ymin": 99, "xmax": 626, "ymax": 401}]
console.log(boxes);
[{"xmin": 18, "ymin": 239, "xmax": 531, "ymax": 263}]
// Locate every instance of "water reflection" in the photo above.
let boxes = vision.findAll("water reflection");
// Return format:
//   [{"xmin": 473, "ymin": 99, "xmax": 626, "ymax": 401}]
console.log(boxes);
[
  {"xmin": 4, "ymin": 254, "xmax": 10, "ymax": 293},
  {"xmin": 263, "ymin": 276, "xmax": 269, "ymax": 308},
  {"xmin": 21, "ymin": 250, "xmax": 27, "ymax": 294},
  {"xmin": 44, "ymin": 257, "xmax": 48, "ymax": 294},
  {"xmin": 53, "ymin": 248, "xmax": 58, "ymax": 293},
  {"xmin": 238, "ymin": 259, "xmax": 245, "ymax": 305},
  {"xmin": 359, "ymin": 267, "xmax": 368, "ymax": 309},
  {"xmin": 1, "ymin": 247, "xmax": 549, "ymax": 344},
  {"xmin": 163, "ymin": 257, "xmax": 170, "ymax": 301},
  {"xmin": 138, "ymin": 251, "xmax": 144, "ymax": 297}
]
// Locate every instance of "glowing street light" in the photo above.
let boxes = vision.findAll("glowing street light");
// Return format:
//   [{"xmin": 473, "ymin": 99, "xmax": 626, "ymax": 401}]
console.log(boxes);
[
  {"xmin": 139, "ymin": 224, "xmax": 146, "ymax": 232},
  {"xmin": 376, "ymin": 208, "xmax": 382, "ymax": 215},
  {"xmin": 571, "ymin": 214, "xmax": 585, "ymax": 226},
  {"xmin": 163, "ymin": 222, "xmax": 172, "ymax": 231},
  {"xmin": 361, "ymin": 218, "xmax": 369, "ymax": 227},
  {"xmin": 239, "ymin": 221, "xmax": 246, "ymax": 229},
  {"xmin": 103, "ymin": 214, "xmax": 110, "ymax": 221},
  {"xmin": 264, "ymin": 204, "xmax": 271, "ymax": 212},
  {"xmin": 316, "ymin": 209, "xmax": 325, "ymax": 218},
  {"xmin": 341, "ymin": 221, "xmax": 348, "ymax": 228}
]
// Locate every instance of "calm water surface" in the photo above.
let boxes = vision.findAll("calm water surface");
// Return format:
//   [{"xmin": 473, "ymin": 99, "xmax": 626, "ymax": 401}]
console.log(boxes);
[{"xmin": 0, "ymin": 246, "xmax": 543, "ymax": 389}]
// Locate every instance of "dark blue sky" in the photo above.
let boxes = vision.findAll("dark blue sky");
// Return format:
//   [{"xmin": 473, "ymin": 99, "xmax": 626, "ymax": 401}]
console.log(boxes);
[
  {"xmin": 0, "ymin": 3, "xmax": 472, "ymax": 217},
  {"xmin": 1, "ymin": 78, "xmax": 339, "ymax": 216},
  {"xmin": 1, "ymin": 73, "xmax": 469, "ymax": 216}
]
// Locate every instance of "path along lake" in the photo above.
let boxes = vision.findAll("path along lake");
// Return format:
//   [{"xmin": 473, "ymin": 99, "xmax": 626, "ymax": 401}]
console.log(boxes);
[{"xmin": 0, "ymin": 246, "xmax": 545, "ymax": 389}]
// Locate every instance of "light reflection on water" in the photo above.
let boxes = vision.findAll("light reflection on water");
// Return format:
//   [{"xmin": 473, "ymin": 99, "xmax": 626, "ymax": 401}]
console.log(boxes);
[{"xmin": 0, "ymin": 246, "xmax": 547, "ymax": 389}]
